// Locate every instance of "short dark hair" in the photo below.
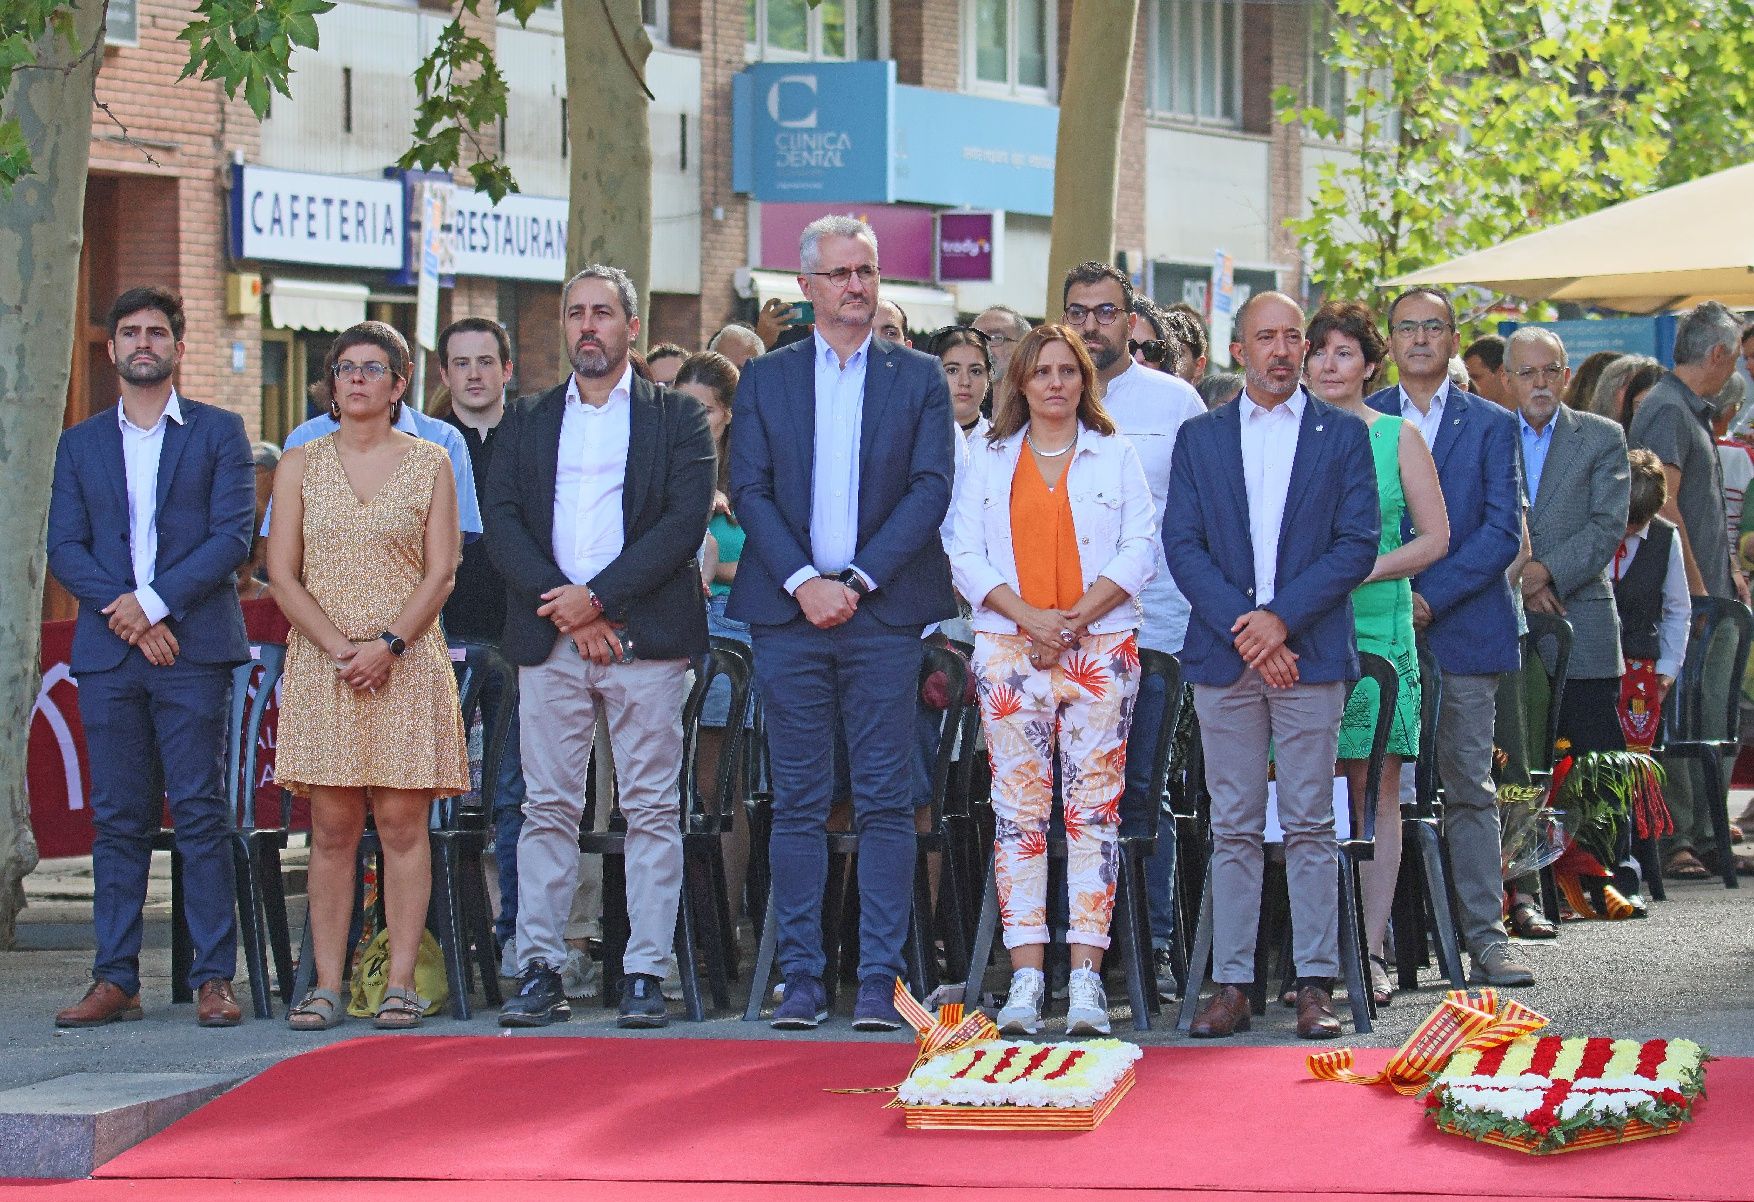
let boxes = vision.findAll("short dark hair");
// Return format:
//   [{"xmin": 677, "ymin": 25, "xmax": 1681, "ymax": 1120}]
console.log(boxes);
[
  {"xmin": 108, "ymin": 287, "xmax": 185, "ymax": 342},
  {"xmin": 1061, "ymin": 260, "xmax": 1134, "ymax": 313},
  {"xmin": 1627, "ymin": 448, "xmax": 1667, "ymax": 528},
  {"xmin": 437, "ymin": 316, "xmax": 511, "ymax": 365},
  {"xmin": 1462, "ymin": 334, "xmax": 1505, "ymax": 371},
  {"xmin": 1306, "ymin": 300, "xmax": 1388, "ymax": 387},
  {"xmin": 1385, "ymin": 286, "xmax": 1457, "ymax": 329},
  {"xmin": 878, "ymin": 298, "xmax": 911, "ymax": 337},
  {"xmin": 646, "ymin": 341, "xmax": 687, "ymax": 366},
  {"xmin": 325, "ymin": 320, "xmax": 413, "ymax": 384},
  {"xmin": 927, "ymin": 325, "xmax": 993, "ymax": 377}
]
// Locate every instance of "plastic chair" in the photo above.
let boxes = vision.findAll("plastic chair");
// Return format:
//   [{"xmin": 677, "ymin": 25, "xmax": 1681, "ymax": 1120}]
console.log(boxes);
[
  {"xmin": 1387, "ymin": 648, "xmax": 1465, "ymax": 990},
  {"xmin": 1659, "ymin": 597, "xmax": 1754, "ymax": 890},
  {"xmin": 744, "ymin": 644, "xmax": 973, "ymax": 1019},
  {"xmin": 1176, "ymin": 653, "xmax": 1396, "ymax": 1036},
  {"xmin": 961, "ymin": 649, "xmax": 1183, "ymax": 1033},
  {"xmin": 1521, "ymin": 612, "xmax": 1574, "ymax": 921},
  {"xmin": 165, "ymin": 644, "xmax": 289, "ymax": 1019}
]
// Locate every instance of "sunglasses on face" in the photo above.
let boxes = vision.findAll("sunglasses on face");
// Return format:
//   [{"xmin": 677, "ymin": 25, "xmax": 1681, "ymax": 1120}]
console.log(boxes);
[{"xmin": 1130, "ymin": 338, "xmax": 1171, "ymax": 366}]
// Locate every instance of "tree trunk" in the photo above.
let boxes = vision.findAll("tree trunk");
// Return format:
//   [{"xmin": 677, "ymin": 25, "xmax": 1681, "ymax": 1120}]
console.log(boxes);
[
  {"xmin": 563, "ymin": 0, "xmax": 655, "ymax": 338},
  {"xmin": 1043, "ymin": 0, "xmax": 1137, "ymax": 318},
  {"xmin": 0, "ymin": 0, "xmax": 104, "ymax": 946}
]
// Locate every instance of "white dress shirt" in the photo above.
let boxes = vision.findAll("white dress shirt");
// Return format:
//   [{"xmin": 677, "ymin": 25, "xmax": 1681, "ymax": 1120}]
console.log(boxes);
[
  {"xmin": 118, "ymin": 391, "xmax": 183, "ymax": 626},
  {"xmin": 552, "ymin": 367, "xmax": 632, "ymax": 585},
  {"xmin": 1238, "ymin": 386, "xmax": 1307, "ymax": 608},
  {"xmin": 1102, "ymin": 361, "xmax": 1206, "ymax": 654},
  {"xmin": 783, "ymin": 331, "xmax": 873, "ymax": 595},
  {"xmin": 1616, "ymin": 521, "xmax": 1691, "ymax": 679},
  {"xmin": 1398, "ymin": 382, "xmax": 1447, "ymax": 450}
]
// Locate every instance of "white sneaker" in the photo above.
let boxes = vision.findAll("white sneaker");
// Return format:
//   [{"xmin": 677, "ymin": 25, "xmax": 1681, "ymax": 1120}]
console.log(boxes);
[
  {"xmin": 996, "ymin": 967, "xmax": 1045, "ymax": 1035},
  {"xmin": 1066, "ymin": 962, "xmax": 1111, "ymax": 1036},
  {"xmin": 499, "ymin": 939, "xmax": 519, "ymax": 981},
  {"xmin": 561, "ymin": 947, "xmax": 601, "ymax": 1000}
]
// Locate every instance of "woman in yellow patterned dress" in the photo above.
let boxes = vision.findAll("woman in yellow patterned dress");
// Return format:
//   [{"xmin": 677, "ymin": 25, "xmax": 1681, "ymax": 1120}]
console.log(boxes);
[{"xmin": 267, "ymin": 321, "xmax": 468, "ymax": 1031}]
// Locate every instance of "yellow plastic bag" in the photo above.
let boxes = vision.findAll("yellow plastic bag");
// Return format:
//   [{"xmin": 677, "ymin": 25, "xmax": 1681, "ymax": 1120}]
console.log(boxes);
[{"xmin": 348, "ymin": 928, "xmax": 450, "ymax": 1017}]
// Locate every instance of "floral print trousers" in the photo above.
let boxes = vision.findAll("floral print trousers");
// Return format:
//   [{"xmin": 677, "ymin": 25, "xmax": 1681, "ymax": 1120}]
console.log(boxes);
[{"xmin": 973, "ymin": 631, "xmax": 1139, "ymax": 950}]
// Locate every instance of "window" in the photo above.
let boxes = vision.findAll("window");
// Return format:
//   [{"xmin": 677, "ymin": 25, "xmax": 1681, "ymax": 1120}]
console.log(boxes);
[
  {"xmin": 1148, "ymin": 0, "xmax": 1240, "ymax": 126},
  {"xmin": 967, "ymin": 0, "xmax": 1051, "ymax": 96},
  {"xmin": 1306, "ymin": 3, "xmax": 1347, "ymax": 126},
  {"xmin": 747, "ymin": 0, "xmax": 884, "ymax": 62},
  {"xmin": 1305, "ymin": 4, "xmax": 1398, "ymax": 144}
]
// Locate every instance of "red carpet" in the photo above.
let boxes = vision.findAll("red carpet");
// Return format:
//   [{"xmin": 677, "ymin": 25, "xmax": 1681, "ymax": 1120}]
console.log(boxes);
[{"xmin": 71, "ymin": 1037, "xmax": 1750, "ymax": 1199}]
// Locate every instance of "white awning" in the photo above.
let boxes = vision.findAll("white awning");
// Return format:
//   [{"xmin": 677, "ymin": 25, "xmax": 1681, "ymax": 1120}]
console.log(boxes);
[
  {"xmin": 737, "ymin": 269, "xmax": 962, "ymax": 335},
  {"xmin": 266, "ymin": 278, "xmax": 369, "ymax": 332}
]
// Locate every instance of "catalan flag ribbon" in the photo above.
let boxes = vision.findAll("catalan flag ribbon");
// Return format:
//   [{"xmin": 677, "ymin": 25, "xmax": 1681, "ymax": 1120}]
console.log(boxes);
[
  {"xmin": 1307, "ymin": 990, "xmax": 1549, "ymax": 1095},
  {"xmin": 827, "ymin": 979, "xmax": 1001, "ymax": 1101}
]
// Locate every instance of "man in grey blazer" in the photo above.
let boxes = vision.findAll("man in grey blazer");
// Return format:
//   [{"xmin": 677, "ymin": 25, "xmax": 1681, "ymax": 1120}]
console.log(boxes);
[{"xmin": 1512, "ymin": 326, "xmax": 1631, "ymax": 788}]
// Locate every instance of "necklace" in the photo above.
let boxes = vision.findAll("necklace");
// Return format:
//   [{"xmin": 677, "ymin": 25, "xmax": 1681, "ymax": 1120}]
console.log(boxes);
[{"xmin": 1026, "ymin": 430, "xmax": 1075, "ymax": 458}]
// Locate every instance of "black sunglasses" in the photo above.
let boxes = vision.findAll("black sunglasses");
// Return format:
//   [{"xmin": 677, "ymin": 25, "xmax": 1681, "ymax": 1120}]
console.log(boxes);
[{"xmin": 1130, "ymin": 338, "xmax": 1172, "ymax": 366}]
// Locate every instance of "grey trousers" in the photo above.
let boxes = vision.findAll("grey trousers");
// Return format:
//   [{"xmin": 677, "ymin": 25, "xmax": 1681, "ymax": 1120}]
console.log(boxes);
[
  {"xmin": 1434, "ymin": 671, "xmax": 1509, "ymax": 955},
  {"xmin": 514, "ymin": 640, "xmax": 689, "ymax": 979},
  {"xmin": 1195, "ymin": 670, "xmax": 1344, "ymax": 983}
]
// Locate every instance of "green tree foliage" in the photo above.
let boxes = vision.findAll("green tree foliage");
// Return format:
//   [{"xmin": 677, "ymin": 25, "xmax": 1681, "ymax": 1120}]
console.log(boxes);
[{"xmin": 1279, "ymin": 0, "xmax": 1754, "ymax": 312}]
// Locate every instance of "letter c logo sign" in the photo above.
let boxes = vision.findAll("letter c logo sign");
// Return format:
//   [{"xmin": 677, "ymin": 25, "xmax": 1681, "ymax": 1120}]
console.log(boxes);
[{"xmin": 767, "ymin": 75, "xmax": 818, "ymax": 129}]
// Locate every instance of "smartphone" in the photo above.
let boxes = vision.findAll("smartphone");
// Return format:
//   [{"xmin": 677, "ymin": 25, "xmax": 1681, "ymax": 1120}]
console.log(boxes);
[{"xmin": 786, "ymin": 301, "xmax": 814, "ymax": 326}]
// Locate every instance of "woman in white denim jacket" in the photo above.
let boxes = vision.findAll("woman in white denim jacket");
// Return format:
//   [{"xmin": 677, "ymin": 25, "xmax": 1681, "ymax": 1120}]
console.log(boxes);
[{"xmin": 948, "ymin": 324, "xmax": 1156, "ymax": 1037}]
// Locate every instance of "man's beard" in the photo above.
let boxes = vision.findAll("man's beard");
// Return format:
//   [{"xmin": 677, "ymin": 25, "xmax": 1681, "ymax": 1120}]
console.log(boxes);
[
  {"xmin": 1085, "ymin": 338, "xmax": 1122, "ymax": 372},
  {"xmin": 119, "ymin": 354, "xmax": 173, "ymax": 385},
  {"xmin": 569, "ymin": 339, "xmax": 618, "ymax": 379}
]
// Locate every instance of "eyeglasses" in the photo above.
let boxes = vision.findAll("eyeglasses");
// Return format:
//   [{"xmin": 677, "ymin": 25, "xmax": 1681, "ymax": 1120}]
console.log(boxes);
[
  {"xmin": 1513, "ymin": 365, "xmax": 1567, "ymax": 383},
  {"xmin": 978, "ymin": 331, "xmax": 1015, "ymax": 346},
  {"xmin": 1390, "ymin": 319, "xmax": 1452, "ymax": 338},
  {"xmin": 1130, "ymin": 338, "xmax": 1171, "ymax": 366},
  {"xmin": 1064, "ymin": 303, "xmax": 1124, "ymax": 327},
  {"xmin": 804, "ymin": 265, "xmax": 880, "ymax": 288},
  {"xmin": 332, "ymin": 361, "xmax": 392, "ymax": 381}
]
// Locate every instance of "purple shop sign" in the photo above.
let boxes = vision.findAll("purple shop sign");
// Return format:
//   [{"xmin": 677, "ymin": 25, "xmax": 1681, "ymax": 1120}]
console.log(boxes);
[
  {"xmin": 758, "ymin": 202, "xmax": 938, "ymax": 282},
  {"xmin": 935, "ymin": 211, "xmax": 997, "ymax": 284}
]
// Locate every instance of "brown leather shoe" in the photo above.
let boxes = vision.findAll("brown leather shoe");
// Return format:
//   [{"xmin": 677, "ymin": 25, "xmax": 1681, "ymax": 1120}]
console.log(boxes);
[
  {"xmin": 1189, "ymin": 984, "xmax": 1251, "ymax": 1038},
  {"xmin": 1294, "ymin": 985, "xmax": 1342, "ymax": 1040},
  {"xmin": 196, "ymin": 979, "xmax": 242, "ymax": 1027},
  {"xmin": 55, "ymin": 980, "xmax": 143, "ymax": 1028}
]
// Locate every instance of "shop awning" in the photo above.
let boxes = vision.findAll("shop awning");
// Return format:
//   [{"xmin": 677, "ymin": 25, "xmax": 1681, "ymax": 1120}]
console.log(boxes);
[
  {"xmin": 738, "ymin": 268, "xmax": 962, "ymax": 333},
  {"xmin": 267, "ymin": 278, "xmax": 370, "ymax": 332}
]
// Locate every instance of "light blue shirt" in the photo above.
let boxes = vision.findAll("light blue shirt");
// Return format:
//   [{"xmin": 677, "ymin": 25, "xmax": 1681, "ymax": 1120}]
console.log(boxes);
[
  {"xmin": 1518, "ymin": 411, "xmax": 1555, "ymax": 505},
  {"xmin": 782, "ymin": 330, "xmax": 874, "ymax": 595},
  {"xmin": 262, "ymin": 406, "xmax": 482, "ymax": 540}
]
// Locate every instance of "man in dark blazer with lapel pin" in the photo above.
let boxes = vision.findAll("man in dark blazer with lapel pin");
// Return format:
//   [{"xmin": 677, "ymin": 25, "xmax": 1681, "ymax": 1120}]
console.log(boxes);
[
  {"xmin": 483, "ymin": 265, "xmax": 715, "ymax": 1030},
  {"xmin": 1368, "ymin": 287, "xmax": 1532, "ymax": 987},
  {"xmin": 728, "ymin": 215, "xmax": 957, "ymax": 1031},
  {"xmin": 47, "ymin": 287, "xmax": 255, "ymax": 1028},
  {"xmin": 1165, "ymin": 291, "xmax": 1378, "ymax": 1040}
]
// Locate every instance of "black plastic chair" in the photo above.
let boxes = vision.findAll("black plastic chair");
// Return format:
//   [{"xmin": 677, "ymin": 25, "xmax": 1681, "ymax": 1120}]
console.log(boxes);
[
  {"xmin": 290, "ymin": 644, "xmax": 513, "ymax": 1019},
  {"xmin": 1388, "ymin": 648, "xmax": 1465, "ymax": 991},
  {"xmin": 961, "ymin": 649, "xmax": 1183, "ymax": 1033},
  {"xmin": 586, "ymin": 639, "xmax": 754, "ymax": 1020},
  {"xmin": 165, "ymin": 644, "xmax": 289, "ymax": 1019},
  {"xmin": 1177, "ymin": 653, "xmax": 1395, "ymax": 1036},
  {"xmin": 1521, "ymin": 612, "xmax": 1574, "ymax": 922},
  {"xmin": 744, "ymin": 644, "xmax": 973, "ymax": 1020},
  {"xmin": 1659, "ymin": 596, "xmax": 1754, "ymax": 890}
]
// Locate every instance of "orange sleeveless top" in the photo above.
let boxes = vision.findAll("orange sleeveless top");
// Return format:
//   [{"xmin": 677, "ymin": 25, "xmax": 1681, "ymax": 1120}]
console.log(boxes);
[{"xmin": 1010, "ymin": 451, "xmax": 1082, "ymax": 610}]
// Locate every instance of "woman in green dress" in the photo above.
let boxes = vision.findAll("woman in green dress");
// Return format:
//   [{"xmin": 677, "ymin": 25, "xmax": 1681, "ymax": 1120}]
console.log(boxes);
[{"xmin": 1304, "ymin": 301, "xmax": 1450, "ymax": 1007}]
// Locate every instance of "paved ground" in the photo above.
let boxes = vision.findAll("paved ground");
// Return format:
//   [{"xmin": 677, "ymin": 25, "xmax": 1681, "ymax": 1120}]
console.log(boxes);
[{"xmin": 3, "ymin": 821, "xmax": 1750, "ymax": 1095}]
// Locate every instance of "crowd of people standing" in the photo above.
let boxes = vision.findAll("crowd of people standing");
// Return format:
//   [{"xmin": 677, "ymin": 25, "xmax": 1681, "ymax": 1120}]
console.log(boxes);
[{"xmin": 45, "ymin": 214, "xmax": 1751, "ymax": 1040}]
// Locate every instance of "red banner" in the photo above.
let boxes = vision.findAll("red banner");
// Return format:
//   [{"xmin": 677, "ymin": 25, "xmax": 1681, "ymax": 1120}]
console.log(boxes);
[{"xmin": 28, "ymin": 597, "xmax": 300, "ymax": 859}]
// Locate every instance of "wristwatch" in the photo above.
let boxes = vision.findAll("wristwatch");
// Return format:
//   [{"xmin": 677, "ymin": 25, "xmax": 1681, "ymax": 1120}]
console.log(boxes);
[
  {"xmin": 379, "ymin": 631, "xmax": 407, "ymax": 657},
  {"xmin": 835, "ymin": 568, "xmax": 872, "ymax": 598}
]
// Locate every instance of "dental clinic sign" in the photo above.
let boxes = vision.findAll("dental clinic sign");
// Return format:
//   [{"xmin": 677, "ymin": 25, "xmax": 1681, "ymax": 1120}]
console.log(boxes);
[
  {"xmin": 739, "ymin": 61, "xmax": 894, "ymax": 202},
  {"xmin": 231, "ymin": 164, "xmax": 404, "ymax": 269}
]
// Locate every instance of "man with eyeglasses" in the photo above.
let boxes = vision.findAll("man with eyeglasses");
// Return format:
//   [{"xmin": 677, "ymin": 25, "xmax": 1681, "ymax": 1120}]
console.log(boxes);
[
  {"xmin": 1061, "ymin": 261, "xmax": 1204, "ymax": 997},
  {"xmin": 973, "ymin": 304, "xmax": 1032, "ymax": 390},
  {"xmin": 1367, "ymin": 288, "xmax": 1530, "ymax": 986},
  {"xmin": 728, "ymin": 214, "xmax": 957, "ymax": 1032}
]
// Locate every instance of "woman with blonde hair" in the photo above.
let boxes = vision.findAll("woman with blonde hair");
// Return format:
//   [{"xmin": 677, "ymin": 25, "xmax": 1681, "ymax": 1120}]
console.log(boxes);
[{"xmin": 948, "ymin": 325, "xmax": 1156, "ymax": 1036}]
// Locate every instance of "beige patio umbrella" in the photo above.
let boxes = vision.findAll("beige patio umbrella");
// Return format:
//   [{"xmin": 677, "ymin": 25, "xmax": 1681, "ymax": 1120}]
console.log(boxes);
[{"xmin": 1388, "ymin": 160, "xmax": 1754, "ymax": 314}]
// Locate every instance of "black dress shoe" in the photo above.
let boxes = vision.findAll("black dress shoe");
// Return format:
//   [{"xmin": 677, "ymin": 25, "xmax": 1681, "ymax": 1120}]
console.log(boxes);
[
  {"xmin": 618, "ymin": 973, "xmax": 669, "ymax": 1029},
  {"xmin": 499, "ymin": 962, "xmax": 571, "ymax": 1027}
]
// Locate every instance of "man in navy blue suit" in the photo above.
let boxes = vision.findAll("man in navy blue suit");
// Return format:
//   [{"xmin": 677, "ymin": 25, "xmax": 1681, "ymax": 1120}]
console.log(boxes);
[
  {"xmin": 1368, "ymin": 287, "xmax": 1532, "ymax": 987},
  {"xmin": 1165, "ymin": 292, "xmax": 1378, "ymax": 1040},
  {"xmin": 728, "ymin": 215, "xmax": 957, "ymax": 1031},
  {"xmin": 47, "ymin": 287, "xmax": 255, "ymax": 1027}
]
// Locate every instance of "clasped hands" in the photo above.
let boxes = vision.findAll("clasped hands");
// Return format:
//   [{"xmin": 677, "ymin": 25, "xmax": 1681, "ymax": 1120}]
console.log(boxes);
[
  {"xmin": 1520, "ymin": 561, "xmax": 1566, "ymax": 616},
  {"xmin": 538, "ymin": 583, "xmax": 627, "ymax": 665},
  {"xmin": 328, "ymin": 638, "xmax": 395, "ymax": 692},
  {"xmin": 1017, "ymin": 606, "xmax": 1087, "ymax": 669},
  {"xmin": 1232, "ymin": 607, "xmax": 1298, "ymax": 688},
  {"xmin": 102, "ymin": 592, "xmax": 179, "ymax": 666}
]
